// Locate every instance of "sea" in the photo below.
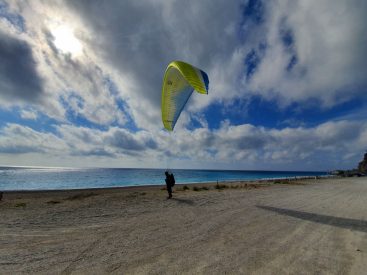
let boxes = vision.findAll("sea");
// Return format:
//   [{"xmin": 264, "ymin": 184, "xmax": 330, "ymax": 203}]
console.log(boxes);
[{"xmin": 0, "ymin": 167, "xmax": 329, "ymax": 191}]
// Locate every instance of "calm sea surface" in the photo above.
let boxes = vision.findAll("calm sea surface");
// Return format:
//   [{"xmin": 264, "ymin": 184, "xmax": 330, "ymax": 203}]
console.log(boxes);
[{"xmin": 0, "ymin": 167, "xmax": 328, "ymax": 191}]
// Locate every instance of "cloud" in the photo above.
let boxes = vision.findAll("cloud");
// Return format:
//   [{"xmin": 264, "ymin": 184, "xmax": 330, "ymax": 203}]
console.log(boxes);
[
  {"xmin": 62, "ymin": 0, "xmax": 245, "ymax": 129},
  {"xmin": 20, "ymin": 109, "xmax": 38, "ymax": 120},
  {"xmin": 242, "ymin": 0, "xmax": 367, "ymax": 107},
  {"xmin": 0, "ymin": 123, "xmax": 66, "ymax": 154},
  {"xmin": 166, "ymin": 120, "xmax": 367, "ymax": 170},
  {"xmin": 105, "ymin": 128, "xmax": 157, "ymax": 152},
  {"xmin": 4, "ymin": 0, "xmax": 365, "ymax": 129},
  {"xmin": 0, "ymin": 120, "xmax": 366, "ymax": 169},
  {"xmin": 55, "ymin": 124, "xmax": 158, "ymax": 158},
  {"xmin": 0, "ymin": 31, "xmax": 44, "ymax": 103},
  {"xmin": 60, "ymin": 0, "xmax": 367, "ymax": 129},
  {"xmin": 1, "ymin": 1, "xmax": 129, "ymax": 125}
]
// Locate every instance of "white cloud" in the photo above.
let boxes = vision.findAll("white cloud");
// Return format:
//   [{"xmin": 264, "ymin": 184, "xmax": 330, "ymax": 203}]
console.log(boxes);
[
  {"xmin": 243, "ymin": 0, "xmax": 367, "ymax": 107},
  {"xmin": 167, "ymin": 120, "xmax": 367, "ymax": 170},
  {"xmin": 1, "ymin": 120, "xmax": 366, "ymax": 170},
  {"xmin": 20, "ymin": 109, "xmax": 38, "ymax": 120},
  {"xmin": 0, "ymin": 123, "xmax": 67, "ymax": 154}
]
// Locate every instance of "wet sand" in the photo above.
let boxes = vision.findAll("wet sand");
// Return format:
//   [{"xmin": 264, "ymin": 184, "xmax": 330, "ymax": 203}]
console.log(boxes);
[{"xmin": 0, "ymin": 177, "xmax": 366, "ymax": 274}]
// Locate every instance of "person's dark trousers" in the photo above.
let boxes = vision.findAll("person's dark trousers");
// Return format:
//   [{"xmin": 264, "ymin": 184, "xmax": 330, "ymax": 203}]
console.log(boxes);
[{"xmin": 166, "ymin": 184, "xmax": 172, "ymax": 198}]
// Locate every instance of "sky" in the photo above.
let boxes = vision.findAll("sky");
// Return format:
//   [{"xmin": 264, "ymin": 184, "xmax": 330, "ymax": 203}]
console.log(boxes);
[{"xmin": 0, "ymin": 0, "xmax": 366, "ymax": 171}]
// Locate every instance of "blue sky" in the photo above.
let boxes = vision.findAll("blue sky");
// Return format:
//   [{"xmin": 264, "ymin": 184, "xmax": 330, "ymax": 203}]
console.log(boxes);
[{"xmin": 0, "ymin": 0, "xmax": 366, "ymax": 170}]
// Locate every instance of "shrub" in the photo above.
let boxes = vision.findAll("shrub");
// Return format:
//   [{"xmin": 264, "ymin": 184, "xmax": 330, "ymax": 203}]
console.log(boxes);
[
  {"xmin": 66, "ymin": 192, "xmax": 97, "ymax": 200},
  {"xmin": 193, "ymin": 186, "xmax": 209, "ymax": 191},
  {"xmin": 47, "ymin": 200, "xmax": 61, "ymax": 204},
  {"xmin": 215, "ymin": 184, "xmax": 228, "ymax": 190}
]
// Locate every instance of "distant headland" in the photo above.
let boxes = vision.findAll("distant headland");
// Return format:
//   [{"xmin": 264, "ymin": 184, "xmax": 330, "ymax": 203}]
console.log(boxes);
[{"xmin": 332, "ymin": 152, "xmax": 367, "ymax": 177}]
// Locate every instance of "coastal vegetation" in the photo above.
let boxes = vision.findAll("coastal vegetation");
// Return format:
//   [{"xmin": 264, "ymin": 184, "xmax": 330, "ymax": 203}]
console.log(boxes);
[{"xmin": 331, "ymin": 152, "xmax": 367, "ymax": 177}]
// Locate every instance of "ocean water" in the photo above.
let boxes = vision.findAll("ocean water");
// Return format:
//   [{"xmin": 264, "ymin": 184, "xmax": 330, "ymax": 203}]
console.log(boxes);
[{"xmin": 0, "ymin": 167, "xmax": 328, "ymax": 191}]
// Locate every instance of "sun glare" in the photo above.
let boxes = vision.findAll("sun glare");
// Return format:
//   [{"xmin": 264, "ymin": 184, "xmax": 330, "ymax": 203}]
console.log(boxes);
[{"xmin": 51, "ymin": 25, "xmax": 82, "ymax": 56}]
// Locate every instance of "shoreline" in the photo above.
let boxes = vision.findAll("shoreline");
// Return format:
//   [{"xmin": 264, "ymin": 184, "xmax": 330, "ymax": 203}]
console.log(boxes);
[{"xmin": 1, "ymin": 175, "xmax": 335, "ymax": 194}]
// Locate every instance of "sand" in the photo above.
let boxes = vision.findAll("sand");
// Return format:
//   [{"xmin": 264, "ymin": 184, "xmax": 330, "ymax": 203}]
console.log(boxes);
[{"xmin": 0, "ymin": 177, "xmax": 366, "ymax": 274}]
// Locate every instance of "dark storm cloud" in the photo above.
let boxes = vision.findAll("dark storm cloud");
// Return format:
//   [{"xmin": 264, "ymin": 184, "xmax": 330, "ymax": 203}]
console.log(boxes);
[{"xmin": 0, "ymin": 31, "xmax": 43, "ymax": 102}]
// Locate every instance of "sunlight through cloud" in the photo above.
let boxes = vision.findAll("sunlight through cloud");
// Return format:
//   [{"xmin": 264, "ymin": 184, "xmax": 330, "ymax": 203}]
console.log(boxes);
[{"xmin": 50, "ymin": 24, "xmax": 82, "ymax": 56}]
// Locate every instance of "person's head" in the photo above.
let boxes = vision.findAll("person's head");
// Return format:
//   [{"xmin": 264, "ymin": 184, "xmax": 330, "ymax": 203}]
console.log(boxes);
[{"xmin": 165, "ymin": 171, "xmax": 169, "ymax": 176}]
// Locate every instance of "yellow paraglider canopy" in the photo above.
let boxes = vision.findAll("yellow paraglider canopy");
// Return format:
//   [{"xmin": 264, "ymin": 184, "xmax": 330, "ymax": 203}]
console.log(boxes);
[{"xmin": 161, "ymin": 61, "xmax": 209, "ymax": 131}]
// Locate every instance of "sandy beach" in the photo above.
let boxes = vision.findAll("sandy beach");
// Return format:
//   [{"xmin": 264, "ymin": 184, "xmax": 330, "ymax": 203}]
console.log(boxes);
[{"xmin": 0, "ymin": 177, "xmax": 366, "ymax": 274}]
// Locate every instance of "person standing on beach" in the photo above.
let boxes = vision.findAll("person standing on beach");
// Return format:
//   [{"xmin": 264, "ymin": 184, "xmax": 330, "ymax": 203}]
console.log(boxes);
[{"xmin": 165, "ymin": 171, "xmax": 175, "ymax": 199}]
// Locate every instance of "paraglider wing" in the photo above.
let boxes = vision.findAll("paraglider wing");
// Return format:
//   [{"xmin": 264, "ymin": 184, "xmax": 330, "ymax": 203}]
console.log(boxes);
[{"xmin": 161, "ymin": 61, "xmax": 209, "ymax": 131}]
